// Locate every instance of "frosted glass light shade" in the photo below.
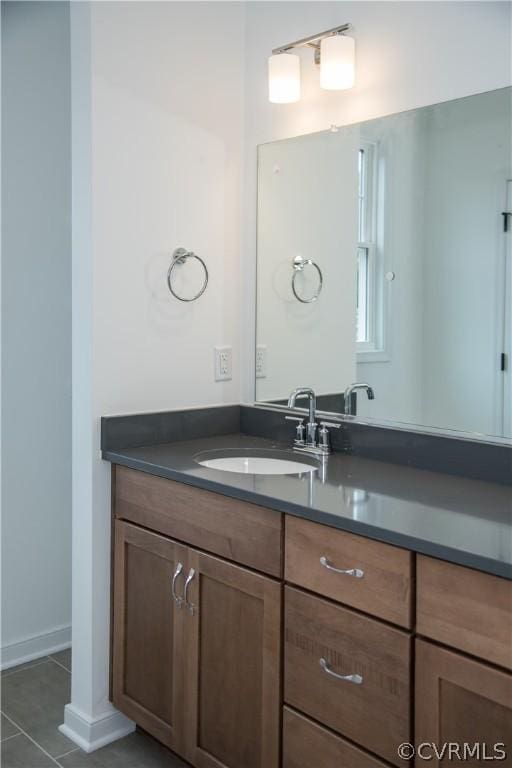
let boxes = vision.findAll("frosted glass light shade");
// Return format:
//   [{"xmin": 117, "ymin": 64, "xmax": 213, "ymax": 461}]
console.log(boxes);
[
  {"xmin": 268, "ymin": 53, "xmax": 300, "ymax": 103},
  {"xmin": 320, "ymin": 35, "xmax": 355, "ymax": 90}
]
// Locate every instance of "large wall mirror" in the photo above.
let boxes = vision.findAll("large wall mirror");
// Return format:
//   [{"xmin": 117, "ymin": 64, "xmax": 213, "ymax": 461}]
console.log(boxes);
[{"xmin": 255, "ymin": 87, "xmax": 512, "ymax": 441}]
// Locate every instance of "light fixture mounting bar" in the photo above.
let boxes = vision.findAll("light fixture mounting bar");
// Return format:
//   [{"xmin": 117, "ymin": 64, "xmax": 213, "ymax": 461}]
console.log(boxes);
[{"xmin": 272, "ymin": 24, "xmax": 351, "ymax": 55}]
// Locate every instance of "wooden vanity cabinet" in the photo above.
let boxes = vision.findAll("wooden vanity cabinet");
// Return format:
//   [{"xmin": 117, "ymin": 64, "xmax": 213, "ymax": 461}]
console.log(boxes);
[
  {"xmin": 112, "ymin": 467, "xmax": 512, "ymax": 768},
  {"xmin": 112, "ymin": 518, "xmax": 281, "ymax": 768}
]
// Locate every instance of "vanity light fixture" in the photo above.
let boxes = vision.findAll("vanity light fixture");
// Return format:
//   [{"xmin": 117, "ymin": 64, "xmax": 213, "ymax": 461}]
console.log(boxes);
[{"xmin": 268, "ymin": 24, "xmax": 354, "ymax": 104}]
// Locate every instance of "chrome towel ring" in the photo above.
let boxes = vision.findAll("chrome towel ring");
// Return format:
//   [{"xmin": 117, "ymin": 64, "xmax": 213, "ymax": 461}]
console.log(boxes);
[
  {"xmin": 292, "ymin": 255, "xmax": 323, "ymax": 303},
  {"xmin": 167, "ymin": 248, "xmax": 208, "ymax": 302}
]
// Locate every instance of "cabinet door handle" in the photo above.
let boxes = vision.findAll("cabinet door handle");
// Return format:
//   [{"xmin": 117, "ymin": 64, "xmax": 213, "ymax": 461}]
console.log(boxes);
[
  {"xmin": 319, "ymin": 657, "xmax": 363, "ymax": 685},
  {"xmin": 184, "ymin": 568, "xmax": 196, "ymax": 615},
  {"xmin": 171, "ymin": 562, "xmax": 184, "ymax": 607},
  {"xmin": 320, "ymin": 556, "xmax": 364, "ymax": 579}
]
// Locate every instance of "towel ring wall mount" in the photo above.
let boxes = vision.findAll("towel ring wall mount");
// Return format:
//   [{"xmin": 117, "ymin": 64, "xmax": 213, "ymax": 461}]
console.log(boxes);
[
  {"xmin": 167, "ymin": 248, "xmax": 208, "ymax": 302},
  {"xmin": 292, "ymin": 255, "xmax": 323, "ymax": 303}
]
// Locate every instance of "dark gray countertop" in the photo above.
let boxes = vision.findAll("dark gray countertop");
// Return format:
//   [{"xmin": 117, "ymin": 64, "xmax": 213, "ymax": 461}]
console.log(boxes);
[{"xmin": 103, "ymin": 433, "xmax": 512, "ymax": 580}]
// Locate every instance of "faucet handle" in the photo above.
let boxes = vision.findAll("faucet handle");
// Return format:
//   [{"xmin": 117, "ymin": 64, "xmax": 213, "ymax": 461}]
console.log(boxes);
[
  {"xmin": 285, "ymin": 415, "xmax": 305, "ymax": 446},
  {"xmin": 318, "ymin": 421, "xmax": 341, "ymax": 454}
]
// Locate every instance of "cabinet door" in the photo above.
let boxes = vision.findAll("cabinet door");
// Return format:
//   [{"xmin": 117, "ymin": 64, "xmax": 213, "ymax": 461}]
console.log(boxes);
[
  {"xmin": 416, "ymin": 640, "xmax": 512, "ymax": 767},
  {"xmin": 183, "ymin": 550, "xmax": 281, "ymax": 768},
  {"xmin": 113, "ymin": 520, "xmax": 187, "ymax": 752}
]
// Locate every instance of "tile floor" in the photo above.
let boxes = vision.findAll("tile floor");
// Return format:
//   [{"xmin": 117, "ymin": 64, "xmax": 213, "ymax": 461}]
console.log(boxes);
[{"xmin": 1, "ymin": 651, "xmax": 187, "ymax": 767}]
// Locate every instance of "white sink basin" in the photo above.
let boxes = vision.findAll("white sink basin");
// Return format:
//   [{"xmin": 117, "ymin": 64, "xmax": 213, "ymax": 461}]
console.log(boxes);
[{"xmin": 196, "ymin": 453, "xmax": 317, "ymax": 475}]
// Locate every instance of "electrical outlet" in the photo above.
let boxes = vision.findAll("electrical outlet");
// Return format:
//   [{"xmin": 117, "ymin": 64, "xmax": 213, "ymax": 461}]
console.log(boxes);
[
  {"xmin": 256, "ymin": 345, "xmax": 267, "ymax": 378},
  {"xmin": 214, "ymin": 346, "xmax": 232, "ymax": 381}
]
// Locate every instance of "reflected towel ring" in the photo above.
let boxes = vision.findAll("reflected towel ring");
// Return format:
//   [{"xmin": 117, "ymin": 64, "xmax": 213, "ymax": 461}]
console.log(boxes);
[
  {"xmin": 167, "ymin": 248, "xmax": 208, "ymax": 302},
  {"xmin": 292, "ymin": 255, "xmax": 323, "ymax": 303}
]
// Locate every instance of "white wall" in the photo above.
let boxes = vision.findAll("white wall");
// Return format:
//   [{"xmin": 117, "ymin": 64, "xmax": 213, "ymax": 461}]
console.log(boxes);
[
  {"xmin": 65, "ymin": 0, "xmax": 245, "ymax": 750},
  {"xmin": 1, "ymin": 1, "xmax": 71, "ymax": 667},
  {"xmin": 241, "ymin": 0, "xmax": 512, "ymax": 401},
  {"xmin": 91, "ymin": 1, "xmax": 243, "ymax": 416}
]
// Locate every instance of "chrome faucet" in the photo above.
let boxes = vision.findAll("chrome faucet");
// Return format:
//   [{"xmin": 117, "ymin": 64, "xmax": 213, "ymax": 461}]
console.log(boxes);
[
  {"xmin": 344, "ymin": 382, "xmax": 375, "ymax": 416},
  {"xmin": 286, "ymin": 387, "xmax": 340, "ymax": 456},
  {"xmin": 287, "ymin": 387, "xmax": 317, "ymax": 446}
]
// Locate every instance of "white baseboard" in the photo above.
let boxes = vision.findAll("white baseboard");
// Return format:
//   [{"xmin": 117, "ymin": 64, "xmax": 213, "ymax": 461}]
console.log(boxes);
[
  {"xmin": 1, "ymin": 625, "xmax": 71, "ymax": 670},
  {"xmin": 59, "ymin": 703, "xmax": 135, "ymax": 753}
]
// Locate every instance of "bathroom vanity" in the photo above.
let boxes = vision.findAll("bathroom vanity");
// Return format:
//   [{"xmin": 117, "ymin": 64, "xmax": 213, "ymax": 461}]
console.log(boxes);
[
  {"xmin": 104, "ymin": 84, "xmax": 512, "ymax": 767},
  {"xmin": 104, "ymin": 415, "xmax": 512, "ymax": 768}
]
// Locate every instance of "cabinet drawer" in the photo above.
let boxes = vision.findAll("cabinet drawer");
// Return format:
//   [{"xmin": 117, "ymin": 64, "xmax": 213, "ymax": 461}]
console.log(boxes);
[
  {"xmin": 417, "ymin": 555, "xmax": 512, "ymax": 670},
  {"xmin": 284, "ymin": 587, "xmax": 411, "ymax": 766},
  {"xmin": 283, "ymin": 707, "xmax": 389, "ymax": 768},
  {"xmin": 285, "ymin": 515, "xmax": 413, "ymax": 627},
  {"xmin": 114, "ymin": 466, "xmax": 282, "ymax": 577}
]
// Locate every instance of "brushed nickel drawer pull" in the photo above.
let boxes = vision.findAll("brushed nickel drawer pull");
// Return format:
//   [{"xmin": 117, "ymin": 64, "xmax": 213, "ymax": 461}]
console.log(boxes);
[
  {"xmin": 320, "ymin": 555, "xmax": 364, "ymax": 579},
  {"xmin": 172, "ymin": 562, "xmax": 184, "ymax": 607},
  {"xmin": 184, "ymin": 568, "xmax": 196, "ymax": 615},
  {"xmin": 319, "ymin": 657, "xmax": 363, "ymax": 685}
]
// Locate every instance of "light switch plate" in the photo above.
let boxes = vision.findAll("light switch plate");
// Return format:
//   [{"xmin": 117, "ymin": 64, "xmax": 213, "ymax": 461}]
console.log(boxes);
[{"xmin": 214, "ymin": 346, "xmax": 232, "ymax": 381}]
